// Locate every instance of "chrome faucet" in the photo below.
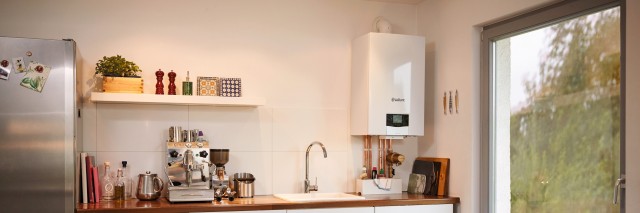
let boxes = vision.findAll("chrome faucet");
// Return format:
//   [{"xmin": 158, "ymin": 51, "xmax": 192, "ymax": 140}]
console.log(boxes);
[{"xmin": 305, "ymin": 141, "xmax": 327, "ymax": 193}]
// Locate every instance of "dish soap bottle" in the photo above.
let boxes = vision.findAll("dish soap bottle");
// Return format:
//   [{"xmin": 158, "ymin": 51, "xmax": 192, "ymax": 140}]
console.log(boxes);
[
  {"xmin": 114, "ymin": 168, "xmax": 125, "ymax": 200},
  {"xmin": 101, "ymin": 162, "xmax": 115, "ymax": 201},
  {"xmin": 371, "ymin": 167, "xmax": 378, "ymax": 179},
  {"xmin": 182, "ymin": 71, "xmax": 193, "ymax": 95}
]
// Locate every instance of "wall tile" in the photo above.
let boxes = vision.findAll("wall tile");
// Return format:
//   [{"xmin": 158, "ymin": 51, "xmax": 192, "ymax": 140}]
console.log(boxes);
[
  {"xmin": 223, "ymin": 151, "xmax": 273, "ymax": 195},
  {"xmin": 94, "ymin": 151, "xmax": 167, "ymax": 195},
  {"xmin": 188, "ymin": 106, "xmax": 272, "ymax": 152},
  {"xmin": 81, "ymin": 102, "xmax": 98, "ymax": 152},
  {"xmin": 96, "ymin": 104, "xmax": 188, "ymax": 152},
  {"xmin": 272, "ymin": 108, "xmax": 348, "ymax": 152},
  {"xmin": 95, "ymin": 151, "xmax": 166, "ymax": 179},
  {"xmin": 271, "ymin": 152, "xmax": 304, "ymax": 194},
  {"xmin": 272, "ymin": 151, "xmax": 348, "ymax": 194}
]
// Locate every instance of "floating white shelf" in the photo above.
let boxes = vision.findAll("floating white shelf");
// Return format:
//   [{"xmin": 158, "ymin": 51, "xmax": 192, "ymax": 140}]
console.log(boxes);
[{"xmin": 90, "ymin": 92, "xmax": 265, "ymax": 107}]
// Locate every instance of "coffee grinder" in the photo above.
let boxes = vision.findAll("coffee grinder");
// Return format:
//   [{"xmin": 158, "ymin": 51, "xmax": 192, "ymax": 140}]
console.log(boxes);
[
  {"xmin": 210, "ymin": 149, "xmax": 230, "ymax": 191},
  {"xmin": 165, "ymin": 129, "xmax": 215, "ymax": 202}
]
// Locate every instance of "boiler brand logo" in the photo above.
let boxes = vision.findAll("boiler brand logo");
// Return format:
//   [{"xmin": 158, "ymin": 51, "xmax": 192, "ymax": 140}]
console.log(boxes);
[{"xmin": 391, "ymin": 98, "xmax": 405, "ymax": 102}]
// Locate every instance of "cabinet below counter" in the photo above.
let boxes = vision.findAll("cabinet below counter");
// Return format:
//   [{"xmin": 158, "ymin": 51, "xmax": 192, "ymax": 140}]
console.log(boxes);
[{"xmin": 76, "ymin": 193, "xmax": 459, "ymax": 213}]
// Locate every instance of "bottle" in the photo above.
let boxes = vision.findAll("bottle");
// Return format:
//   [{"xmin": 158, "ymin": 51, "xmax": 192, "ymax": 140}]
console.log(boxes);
[
  {"xmin": 182, "ymin": 71, "xmax": 193, "ymax": 95},
  {"xmin": 378, "ymin": 168, "xmax": 386, "ymax": 179},
  {"xmin": 359, "ymin": 166, "xmax": 368, "ymax": 179},
  {"xmin": 101, "ymin": 162, "xmax": 115, "ymax": 201},
  {"xmin": 121, "ymin": 161, "xmax": 132, "ymax": 199},
  {"xmin": 114, "ymin": 168, "xmax": 125, "ymax": 200},
  {"xmin": 371, "ymin": 167, "xmax": 378, "ymax": 179}
]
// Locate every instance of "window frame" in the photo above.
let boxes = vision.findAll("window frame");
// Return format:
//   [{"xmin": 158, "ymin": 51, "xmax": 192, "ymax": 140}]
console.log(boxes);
[{"xmin": 479, "ymin": 0, "xmax": 625, "ymax": 212}]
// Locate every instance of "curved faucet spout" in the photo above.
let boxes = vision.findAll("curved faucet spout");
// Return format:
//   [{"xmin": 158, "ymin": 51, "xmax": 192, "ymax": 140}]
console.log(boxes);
[
  {"xmin": 305, "ymin": 141, "xmax": 327, "ymax": 193},
  {"xmin": 307, "ymin": 141, "xmax": 328, "ymax": 158}
]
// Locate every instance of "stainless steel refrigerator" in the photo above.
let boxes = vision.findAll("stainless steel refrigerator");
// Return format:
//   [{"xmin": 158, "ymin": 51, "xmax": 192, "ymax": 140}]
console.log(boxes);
[{"xmin": 0, "ymin": 37, "xmax": 81, "ymax": 213}]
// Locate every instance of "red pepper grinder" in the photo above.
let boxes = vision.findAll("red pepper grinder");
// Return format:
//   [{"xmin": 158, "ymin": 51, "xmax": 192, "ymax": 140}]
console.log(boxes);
[
  {"xmin": 168, "ymin": 70, "xmax": 177, "ymax": 95},
  {"xmin": 155, "ymin": 69, "xmax": 165, "ymax": 95}
]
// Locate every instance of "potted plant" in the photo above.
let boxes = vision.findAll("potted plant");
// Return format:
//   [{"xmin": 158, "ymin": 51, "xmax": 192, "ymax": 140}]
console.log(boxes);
[{"xmin": 95, "ymin": 55, "xmax": 144, "ymax": 93}]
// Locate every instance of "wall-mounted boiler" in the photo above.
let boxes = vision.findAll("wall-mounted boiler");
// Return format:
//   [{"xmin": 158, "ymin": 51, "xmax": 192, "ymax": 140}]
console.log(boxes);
[{"xmin": 350, "ymin": 32, "xmax": 425, "ymax": 137}]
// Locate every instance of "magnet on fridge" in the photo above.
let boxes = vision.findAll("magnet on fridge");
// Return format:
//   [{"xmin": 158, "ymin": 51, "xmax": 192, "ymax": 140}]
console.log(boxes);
[
  {"xmin": 0, "ymin": 60, "xmax": 11, "ymax": 80},
  {"xmin": 12, "ymin": 57, "xmax": 25, "ymax": 73},
  {"xmin": 20, "ymin": 61, "xmax": 51, "ymax": 92}
]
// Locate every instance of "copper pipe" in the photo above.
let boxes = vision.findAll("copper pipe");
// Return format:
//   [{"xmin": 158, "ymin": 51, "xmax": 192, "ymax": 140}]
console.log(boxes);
[
  {"xmin": 381, "ymin": 138, "xmax": 386, "ymax": 178},
  {"xmin": 386, "ymin": 139, "xmax": 392, "ymax": 178},
  {"xmin": 366, "ymin": 136, "xmax": 372, "ymax": 179},
  {"xmin": 382, "ymin": 139, "xmax": 386, "ymax": 178},
  {"xmin": 380, "ymin": 138, "xmax": 384, "ymax": 178},
  {"xmin": 363, "ymin": 135, "xmax": 371, "ymax": 179},
  {"xmin": 369, "ymin": 136, "xmax": 372, "ymax": 178},
  {"xmin": 384, "ymin": 139, "xmax": 389, "ymax": 178},
  {"xmin": 378, "ymin": 138, "xmax": 383, "ymax": 178},
  {"xmin": 362, "ymin": 136, "xmax": 367, "ymax": 178}
]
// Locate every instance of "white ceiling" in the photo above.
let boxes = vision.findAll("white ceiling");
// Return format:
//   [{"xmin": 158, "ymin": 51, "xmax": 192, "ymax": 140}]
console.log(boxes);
[{"xmin": 365, "ymin": 0, "xmax": 425, "ymax": 4}]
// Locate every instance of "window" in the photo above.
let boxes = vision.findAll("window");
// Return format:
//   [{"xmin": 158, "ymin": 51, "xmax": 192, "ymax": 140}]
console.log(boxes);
[{"xmin": 481, "ymin": 0, "xmax": 623, "ymax": 212}]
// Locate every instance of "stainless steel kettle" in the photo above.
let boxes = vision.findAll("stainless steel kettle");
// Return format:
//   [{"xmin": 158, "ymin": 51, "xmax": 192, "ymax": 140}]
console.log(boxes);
[{"xmin": 136, "ymin": 171, "xmax": 164, "ymax": 201}]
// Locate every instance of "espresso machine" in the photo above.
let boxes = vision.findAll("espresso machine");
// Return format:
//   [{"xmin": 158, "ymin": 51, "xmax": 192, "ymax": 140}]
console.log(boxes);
[{"xmin": 165, "ymin": 129, "xmax": 215, "ymax": 202}]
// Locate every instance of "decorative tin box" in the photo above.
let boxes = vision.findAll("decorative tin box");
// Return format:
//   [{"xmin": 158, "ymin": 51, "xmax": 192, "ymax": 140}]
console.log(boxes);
[
  {"xmin": 220, "ymin": 78, "xmax": 241, "ymax": 97},
  {"xmin": 197, "ymin": 77, "xmax": 219, "ymax": 96}
]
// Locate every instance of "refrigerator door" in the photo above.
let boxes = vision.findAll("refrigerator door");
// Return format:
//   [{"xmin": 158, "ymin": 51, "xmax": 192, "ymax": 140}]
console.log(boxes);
[{"xmin": 0, "ymin": 37, "xmax": 78, "ymax": 213}]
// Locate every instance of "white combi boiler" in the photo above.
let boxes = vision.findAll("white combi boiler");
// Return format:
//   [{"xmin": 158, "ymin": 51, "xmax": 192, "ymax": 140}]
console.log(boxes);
[{"xmin": 350, "ymin": 32, "xmax": 425, "ymax": 137}]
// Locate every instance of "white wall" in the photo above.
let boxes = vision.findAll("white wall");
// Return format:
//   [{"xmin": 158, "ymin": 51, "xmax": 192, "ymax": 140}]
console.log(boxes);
[
  {"xmin": 416, "ymin": 0, "xmax": 555, "ymax": 212},
  {"xmin": 0, "ymin": 0, "xmax": 420, "ymax": 195}
]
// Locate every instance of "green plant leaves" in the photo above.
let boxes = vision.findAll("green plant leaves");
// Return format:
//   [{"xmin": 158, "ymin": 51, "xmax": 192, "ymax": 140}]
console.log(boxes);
[
  {"xmin": 20, "ymin": 76, "xmax": 41, "ymax": 90},
  {"xmin": 21, "ymin": 77, "xmax": 30, "ymax": 85},
  {"xmin": 95, "ymin": 55, "xmax": 142, "ymax": 77}
]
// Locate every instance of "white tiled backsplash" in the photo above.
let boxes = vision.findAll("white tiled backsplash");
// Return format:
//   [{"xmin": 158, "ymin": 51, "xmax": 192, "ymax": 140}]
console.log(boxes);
[{"xmin": 83, "ymin": 103, "xmax": 417, "ymax": 195}]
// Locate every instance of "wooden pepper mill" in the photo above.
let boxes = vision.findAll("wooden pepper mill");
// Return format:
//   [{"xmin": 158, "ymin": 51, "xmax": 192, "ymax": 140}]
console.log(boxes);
[
  {"xmin": 168, "ymin": 70, "xmax": 177, "ymax": 95},
  {"xmin": 155, "ymin": 69, "xmax": 164, "ymax": 95}
]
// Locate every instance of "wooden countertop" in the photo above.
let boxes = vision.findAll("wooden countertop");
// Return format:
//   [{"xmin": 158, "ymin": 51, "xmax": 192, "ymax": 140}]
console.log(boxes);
[{"xmin": 76, "ymin": 193, "xmax": 460, "ymax": 213}]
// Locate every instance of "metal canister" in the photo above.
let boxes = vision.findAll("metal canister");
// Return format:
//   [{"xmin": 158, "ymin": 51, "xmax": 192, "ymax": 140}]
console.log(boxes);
[
  {"xmin": 169, "ymin": 126, "xmax": 182, "ymax": 142},
  {"xmin": 233, "ymin": 173, "xmax": 255, "ymax": 198},
  {"xmin": 182, "ymin": 130, "xmax": 191, "ymax": 142},
  {"xmin": 190, "ymin": 129, "xmax": 199, "ymax": 142}
]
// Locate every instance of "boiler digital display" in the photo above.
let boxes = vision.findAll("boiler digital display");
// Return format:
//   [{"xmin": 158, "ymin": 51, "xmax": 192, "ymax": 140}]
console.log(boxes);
[
  {"xmin": 392, "ymin": 115, "xmax": 403, "ymax": 123},
  {"xmin": 386, "ymin": 114, "xmax": 409, "ymax": 127}
]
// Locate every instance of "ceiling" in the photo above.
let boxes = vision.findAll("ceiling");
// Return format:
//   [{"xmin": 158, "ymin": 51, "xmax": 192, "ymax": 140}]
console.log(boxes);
[{"xmin": 365, "ymin": 0, "xmax": 425, "ymax": 4}]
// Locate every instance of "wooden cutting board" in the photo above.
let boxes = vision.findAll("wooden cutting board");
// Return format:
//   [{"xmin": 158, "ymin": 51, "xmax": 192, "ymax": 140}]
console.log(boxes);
[{"xmin": 411, "ymin": 157, "xmax": 449, "ymax": 196}]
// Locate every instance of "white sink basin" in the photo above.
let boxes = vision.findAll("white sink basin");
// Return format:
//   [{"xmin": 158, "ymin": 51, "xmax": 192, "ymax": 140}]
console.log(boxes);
[{"xmin": 274, "ymin": 193, "xmax": 365, "ymax": 202}]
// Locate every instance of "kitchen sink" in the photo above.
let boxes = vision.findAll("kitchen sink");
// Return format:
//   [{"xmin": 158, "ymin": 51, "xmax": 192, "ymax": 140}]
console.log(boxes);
[{"xmin": 274, "ymin": 193, "xmax": 365, "ymax": 202}]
